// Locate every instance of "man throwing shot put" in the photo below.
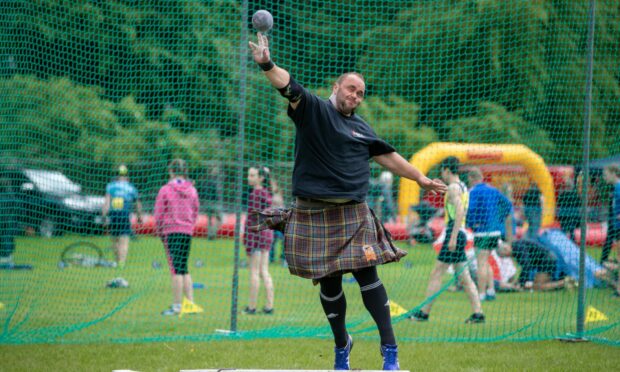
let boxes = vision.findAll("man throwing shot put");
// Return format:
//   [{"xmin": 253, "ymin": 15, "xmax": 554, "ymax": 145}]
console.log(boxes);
[{"xmin": 249, "ymin": 32, "xmax": 446, "ymax": 370}]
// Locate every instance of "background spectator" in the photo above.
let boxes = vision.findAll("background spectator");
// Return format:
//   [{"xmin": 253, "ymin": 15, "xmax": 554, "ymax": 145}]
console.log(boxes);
[
  {"xmin": 557, "ymin": 178, "xmax": 581, "ymax": 242},
  {"xmin": 155, "ymin": 159, "xmax": 201, "ymax": 316},
  {"xmin": 0, "ymin": 176, "xmax": 20, "ymax": 268},
  {"xmin": 522, "ymin": 182, "xmax": 542, "ymax": 240}
]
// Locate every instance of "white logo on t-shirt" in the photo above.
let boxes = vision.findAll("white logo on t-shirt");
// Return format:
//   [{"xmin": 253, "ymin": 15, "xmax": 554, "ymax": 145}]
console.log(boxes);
[{"xmin": 351, "ymin": 130, "xmax": 365, "ymax": 138}]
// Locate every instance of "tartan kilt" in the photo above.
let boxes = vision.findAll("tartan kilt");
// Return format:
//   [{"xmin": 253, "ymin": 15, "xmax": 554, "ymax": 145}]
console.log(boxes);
[{"xmin": 284, "ymin": 202, "xmax": 407, "ymax": 279}]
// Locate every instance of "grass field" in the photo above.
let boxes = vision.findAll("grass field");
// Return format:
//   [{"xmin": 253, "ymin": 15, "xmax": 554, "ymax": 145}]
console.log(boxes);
[
  {"xmin": 1, "ymin": 339, "xmax": 618, "ymax": 371},
  {"xmin": 1, "ymin": 234, "xmax": 618, "ymax": 370}
]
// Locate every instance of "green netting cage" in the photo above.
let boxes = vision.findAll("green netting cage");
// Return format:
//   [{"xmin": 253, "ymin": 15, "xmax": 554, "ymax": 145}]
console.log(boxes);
[{"xmin": 0, "ymin": 0, "xmax": 618, "ymax": 345}]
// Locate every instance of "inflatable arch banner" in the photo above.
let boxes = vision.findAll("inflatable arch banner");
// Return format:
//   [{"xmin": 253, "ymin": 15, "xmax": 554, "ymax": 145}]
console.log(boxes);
[{"xmin": 398, "ymin": 142, "xmax": 556, "ymax": 227}]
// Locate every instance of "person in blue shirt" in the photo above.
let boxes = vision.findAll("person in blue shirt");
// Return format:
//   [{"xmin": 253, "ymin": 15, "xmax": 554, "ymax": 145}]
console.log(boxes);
[
  {"xmin": 102, "ymin": 165, "xmax": 142, "ymax": 282},
  {"xmin": 466, "ymin": 167, "xmax": 514, "ymax": 301}
]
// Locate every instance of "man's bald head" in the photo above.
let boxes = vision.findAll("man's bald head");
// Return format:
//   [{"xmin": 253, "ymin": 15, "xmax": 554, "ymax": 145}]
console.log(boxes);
[
  {"xmin": 330, "ymin": 72, "xmax": 366, "ymax": 116},
  {"xmin": 336, "ymin": 72, "xmax": 365, "ymax": 85}
]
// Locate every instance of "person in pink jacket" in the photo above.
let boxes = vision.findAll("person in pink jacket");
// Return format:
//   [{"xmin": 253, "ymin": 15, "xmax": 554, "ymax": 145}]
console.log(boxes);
[{"xmin": 154, "ymin": 159, "xmax": 200, "ymax": 316}]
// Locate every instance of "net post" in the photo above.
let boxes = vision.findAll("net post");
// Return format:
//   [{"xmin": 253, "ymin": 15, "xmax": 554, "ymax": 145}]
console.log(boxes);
[
  {"xmin": 229, "ymin": 0, "xmax": 250, "ymax": 333},
  {"xmin": 575, "ymin": 0, "xmax": 596, "ymax": 341}
]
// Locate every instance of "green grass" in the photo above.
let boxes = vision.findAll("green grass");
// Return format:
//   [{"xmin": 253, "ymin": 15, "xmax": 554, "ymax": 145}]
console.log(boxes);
[
  {"xmin": 1, "ymin": 339, "xmax": 618, "ymax": 371},
  {"xmin": 0, "ymin": 235, "xmax": 618, "ymax": 370}
]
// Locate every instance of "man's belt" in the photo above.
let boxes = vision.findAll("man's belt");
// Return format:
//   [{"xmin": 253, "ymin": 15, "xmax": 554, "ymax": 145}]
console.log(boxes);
[{"xmin": 295, "ymin": 197, "xmax": 359, "ymax": 208}]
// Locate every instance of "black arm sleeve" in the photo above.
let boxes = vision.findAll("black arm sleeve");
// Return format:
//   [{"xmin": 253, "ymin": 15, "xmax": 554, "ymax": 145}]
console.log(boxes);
[
  {"xmin": 369, "ymin": 139, "xmax": 396, "ymax": 157},
  {"xmin": 278, "ymin": 78, "xmax": 303, "ymax": 103}
]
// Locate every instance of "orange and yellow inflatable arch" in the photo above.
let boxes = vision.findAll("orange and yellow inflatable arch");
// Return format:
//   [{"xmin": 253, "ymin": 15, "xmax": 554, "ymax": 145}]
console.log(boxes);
[{"xmin": 398, "ymin": 142, "xmax": 556, "ymax": 227}]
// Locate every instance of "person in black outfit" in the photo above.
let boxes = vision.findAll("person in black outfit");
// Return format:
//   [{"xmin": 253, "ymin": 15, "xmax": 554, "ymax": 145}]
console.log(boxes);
[
  {"xmin": 499, "ymin": 239, "xmax": 573, "ymax": 291},
  {"xmin": 522, "ymin": 182, "xmax": 542, "ymax": 240},
  {"xmin": 601, "ymin": 165, "xmax": 620, "ymax": 264},
  {"xmin": 248, "ymin": 32, "xmax": 446, "ymax": 370},
  {"xmin": 199, "ymin": 165, "xmax": 224, "ymax": 240},
  {"xmin": 600, "ymin": 185, "xmax": 617, "ymax": 264},
  {"xmin": 0, "ymin": 176, "xmax": 20, "ymax": 268},
  {"xmin": 556, "ymin": 179, "xmax": 581, "ymax": 242}
]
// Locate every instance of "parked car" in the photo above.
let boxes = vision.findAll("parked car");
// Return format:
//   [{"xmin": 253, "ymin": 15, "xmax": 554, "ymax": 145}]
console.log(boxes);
[{"xmin": 3, "ymin": 167, "xmax": 106, "ymax": 237}]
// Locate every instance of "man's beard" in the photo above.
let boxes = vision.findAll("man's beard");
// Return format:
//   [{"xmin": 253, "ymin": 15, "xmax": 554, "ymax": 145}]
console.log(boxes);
[{"xmin": 329, "ymin": 93, "xmax": 355, "ymax": 116}]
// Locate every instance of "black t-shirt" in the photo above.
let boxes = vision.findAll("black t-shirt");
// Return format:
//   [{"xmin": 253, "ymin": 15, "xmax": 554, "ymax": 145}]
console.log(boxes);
[
  {"xmin": 287, "ymin": 87, "xmax": 395, "ymax": 201},
  {"xmin": 512, "ymin": 239, "xmax": 557, "ymax": 283},
  {"xmin": 557, "ymin": 188, "xmax": 581, "ymax": 219}
]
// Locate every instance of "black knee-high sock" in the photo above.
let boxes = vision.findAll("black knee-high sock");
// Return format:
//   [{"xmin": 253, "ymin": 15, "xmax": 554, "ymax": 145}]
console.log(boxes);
[
  {"xmin": 353, "ymin": 267, "xmax": 396, "ymax": 346},
  {"xmin": 319, "ymin": 276, "xmax": 348, "ymax": 348}
]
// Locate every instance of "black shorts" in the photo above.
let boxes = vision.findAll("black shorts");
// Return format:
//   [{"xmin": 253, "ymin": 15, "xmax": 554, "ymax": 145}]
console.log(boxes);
[
  {"xmin": 437, "ymin": 225, "xmax": 467, "ymax": 264},
  {"xmin": 108, "ymin": 213, "xmax": 132, "ymax": 237},
  {"xmin": 474, "ymin": 235, "xmax": 500, "ymax": 251},
  {"xmin": 163, "ymin": 233, "xmax": 192, "ymax": 275}
]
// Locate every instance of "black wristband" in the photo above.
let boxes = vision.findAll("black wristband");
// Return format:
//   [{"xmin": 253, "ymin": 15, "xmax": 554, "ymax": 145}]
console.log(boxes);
[{"xmin": 258, "ymin": 60, "xmax": 275, "ymax": 71}]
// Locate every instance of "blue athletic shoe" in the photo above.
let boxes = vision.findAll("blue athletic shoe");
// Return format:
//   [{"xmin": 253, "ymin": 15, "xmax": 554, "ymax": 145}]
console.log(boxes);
[
  {"xmin": 334, "ymin": 335, "xmax": 353, "ymax": 370},
  {"xmin": 381, "ymin": 344, "xmax": 400, "ymax": 370}
]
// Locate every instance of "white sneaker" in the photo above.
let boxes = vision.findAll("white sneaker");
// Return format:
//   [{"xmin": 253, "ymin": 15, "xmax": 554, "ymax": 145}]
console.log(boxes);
[
  {"xmin": 106, "ymin": 277, "xmax": 129, "ymax": 288},
  {"xmin": 161, "ymin": 306, "xmax": 180, "ymax": 316}
]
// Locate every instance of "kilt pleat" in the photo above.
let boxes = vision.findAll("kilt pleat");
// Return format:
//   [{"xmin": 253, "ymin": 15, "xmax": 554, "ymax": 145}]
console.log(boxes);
[{"xmin": 284, "ymin": 202, "xmax": 407, "ymax": 279}]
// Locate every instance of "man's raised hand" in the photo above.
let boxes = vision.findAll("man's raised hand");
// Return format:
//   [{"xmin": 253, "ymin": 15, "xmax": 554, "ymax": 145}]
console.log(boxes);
[{"xmin": 249, "ymin": 32, "xmax": 271, "ymax": 64}]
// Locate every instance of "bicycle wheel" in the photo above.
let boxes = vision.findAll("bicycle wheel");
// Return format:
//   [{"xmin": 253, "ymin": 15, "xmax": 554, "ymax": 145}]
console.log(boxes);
[{"xmin": 60, "ymin": 241, "xmax": 103, "ymax": 267}]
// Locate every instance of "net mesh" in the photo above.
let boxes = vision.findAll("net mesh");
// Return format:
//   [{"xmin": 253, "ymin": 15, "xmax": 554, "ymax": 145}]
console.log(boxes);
[{"xmin": 0, "ymin": 0, "xmax": 619, "ymax": 345}]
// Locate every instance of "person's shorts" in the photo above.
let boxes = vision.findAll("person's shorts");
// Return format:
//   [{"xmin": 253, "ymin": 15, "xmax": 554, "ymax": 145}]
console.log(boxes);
[
  {"xmin": 108, "ymin": 213, "xmax": 132, "ymax": 237},
  {"xmin": 437, "ymin": 225, "xmax": 467, "ymax": 264},
  {"xmin": 474, "ymin": 235, "xmax": 500, "ymax": 251},
  {"xmin": 163, "ymin": 233, "xmax": 192, "ymax": 275}
]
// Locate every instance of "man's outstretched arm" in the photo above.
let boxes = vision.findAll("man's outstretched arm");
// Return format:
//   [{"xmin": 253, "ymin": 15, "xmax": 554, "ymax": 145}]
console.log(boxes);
[
  {"xmin": 373, "ymin": 152, "xmax": 447, "ymax": 195},
  {"xmin": 249, "ymin": 32, "xmax": 301, "ymax": 110}
]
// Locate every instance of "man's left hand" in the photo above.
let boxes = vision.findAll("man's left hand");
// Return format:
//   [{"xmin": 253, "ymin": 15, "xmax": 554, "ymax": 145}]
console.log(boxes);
[{"xmin": 419, "ymin": 177, "xmax": 447, "ymax": 194}]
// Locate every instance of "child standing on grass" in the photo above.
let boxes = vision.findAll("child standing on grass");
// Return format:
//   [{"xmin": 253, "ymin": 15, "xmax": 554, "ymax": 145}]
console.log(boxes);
[
  {"xmin": 154, "ymin": 159, "xmax": 200, "ymax": 316},
  {"xmin": 243, "ymin": 166, "xmax": 275, "ymax": 314}
]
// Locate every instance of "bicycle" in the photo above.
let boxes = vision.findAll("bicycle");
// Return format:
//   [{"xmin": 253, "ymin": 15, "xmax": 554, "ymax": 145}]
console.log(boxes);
[{"xmin": 59, "ymin": 241, "xmax": 117, "ymax": 268}]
